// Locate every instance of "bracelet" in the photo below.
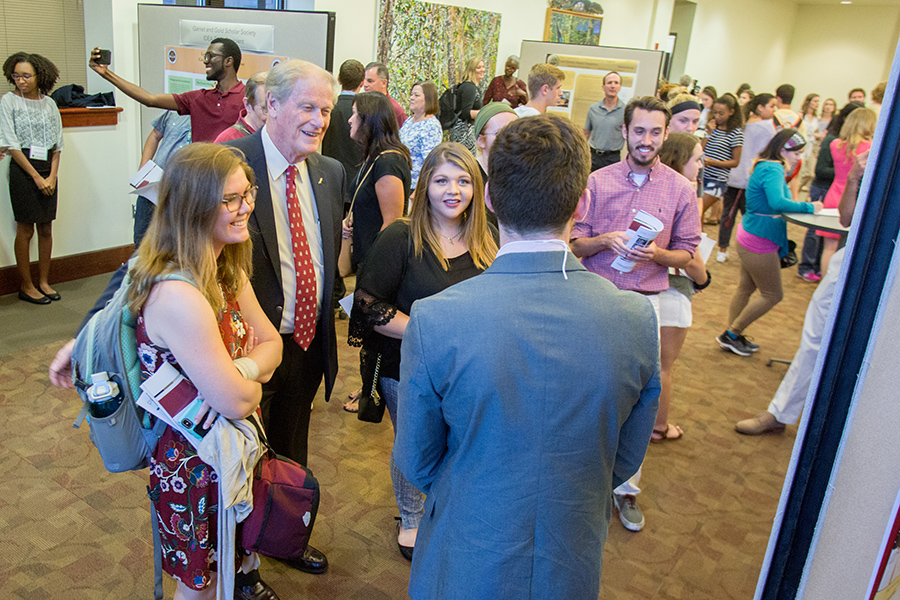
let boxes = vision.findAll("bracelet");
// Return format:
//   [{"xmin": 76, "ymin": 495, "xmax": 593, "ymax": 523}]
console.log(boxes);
[
  {"xmin": 233, "ymin": 357, "xmax": 260, "ymax": 381},
  {"xmin": 692, "ymin": 269, "xmax": 712, "ymax": 291}
]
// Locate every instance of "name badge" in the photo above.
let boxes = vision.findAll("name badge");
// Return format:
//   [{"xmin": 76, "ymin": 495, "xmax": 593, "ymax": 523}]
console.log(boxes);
[{"xmin": 29, "ymin": 146, "xmax": 48, "ymax": 161}]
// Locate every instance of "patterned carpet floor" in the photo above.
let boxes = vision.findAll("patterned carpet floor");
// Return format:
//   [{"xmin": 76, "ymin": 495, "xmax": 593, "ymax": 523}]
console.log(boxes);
[{"xmin": 0, "ymin": 222, "xmax": 818, "ymax": 599}]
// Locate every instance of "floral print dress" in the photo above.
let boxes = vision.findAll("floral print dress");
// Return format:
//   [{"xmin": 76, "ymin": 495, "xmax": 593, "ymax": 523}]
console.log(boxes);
[{"xmin": 137, "ymin": 286, "xmax": 248, "ymax": 591}]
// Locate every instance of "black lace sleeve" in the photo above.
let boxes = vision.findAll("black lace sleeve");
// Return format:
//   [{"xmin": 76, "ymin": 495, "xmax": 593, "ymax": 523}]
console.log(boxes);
[
  {"xmin": 347, "ymin": 287, "xmax": 398, "ymax": 347},
  {"xmin": 346, "ymin": 221, "xmax": 413, "ymax": 347}
]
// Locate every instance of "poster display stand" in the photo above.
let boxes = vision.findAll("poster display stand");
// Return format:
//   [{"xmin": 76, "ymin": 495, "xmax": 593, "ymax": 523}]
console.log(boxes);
[
  {"xmin": 137, "ymin": 4, "xmax": 334, "ymax": 140},
  {"xmin": 518, "ymin": 41, "xmax": 663, "ymax": 127}
]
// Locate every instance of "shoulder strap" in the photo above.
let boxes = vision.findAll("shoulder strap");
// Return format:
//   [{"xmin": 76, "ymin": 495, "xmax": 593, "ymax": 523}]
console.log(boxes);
[
  {"xmin": 158, "ymin": 272, "xmax": 196, "ymax": 286},
  {"xmin": 348, "ymin": 149, "xmax": 407, "ymax": 216},
  {"xmin": 232, "ymin": 120, "xmax": 253, "ymax": 138},
  {"xmin": 150, "ymin": 503, "xmax": 164, "ymax": 600}
]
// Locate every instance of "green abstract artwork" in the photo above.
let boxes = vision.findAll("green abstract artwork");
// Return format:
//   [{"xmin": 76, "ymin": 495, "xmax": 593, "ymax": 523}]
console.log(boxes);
[{"xmin": 377, "ymin": 0, "xmax": 501, "ymax": 111}]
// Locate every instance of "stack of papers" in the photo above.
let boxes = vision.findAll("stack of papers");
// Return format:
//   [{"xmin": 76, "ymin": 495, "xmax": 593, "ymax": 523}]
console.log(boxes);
[{"xmin": 129, "ymin": 160, "xmax": 164, "ymax": 205}]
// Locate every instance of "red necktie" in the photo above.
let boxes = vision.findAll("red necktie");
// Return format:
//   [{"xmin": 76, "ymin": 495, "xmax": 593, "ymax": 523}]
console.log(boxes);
[{"xmin": 285, "ymin": 165, "xmax": 317, "ymax": 350}]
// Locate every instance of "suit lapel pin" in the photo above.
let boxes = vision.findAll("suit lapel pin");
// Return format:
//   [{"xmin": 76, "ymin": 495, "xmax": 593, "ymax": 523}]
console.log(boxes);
[{"xmin": 317, "ymin": 177, "xmax": 323, "ymax": 184}]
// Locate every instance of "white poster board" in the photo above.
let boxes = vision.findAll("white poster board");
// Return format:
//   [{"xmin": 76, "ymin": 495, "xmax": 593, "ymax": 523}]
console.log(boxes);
[
  {"xmin": 518, "ymin": 41, "xmax": 663, "ymax": 128},
  {"xmin": 137, "ymin": 4, "xmax": 334, "ymax": 141}
]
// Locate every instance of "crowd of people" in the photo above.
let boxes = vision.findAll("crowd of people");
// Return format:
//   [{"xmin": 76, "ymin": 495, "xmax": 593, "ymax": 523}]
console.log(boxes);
[{"xmin": 0, "ymin": 37, "xmax": 880, "ymax": 599}]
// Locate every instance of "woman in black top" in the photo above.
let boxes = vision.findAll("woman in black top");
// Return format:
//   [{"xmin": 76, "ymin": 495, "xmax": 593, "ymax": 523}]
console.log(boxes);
[
  {"xmin": 348, "ymin": 142, "xmax": 497, "ymax": 560},
  {"xmin": 449, "ymin": 58, "xmax": 485, "ymax": 154},
  {"xmin": 346, "ymin": 91, "xmax": 412, "ymax": 273}
]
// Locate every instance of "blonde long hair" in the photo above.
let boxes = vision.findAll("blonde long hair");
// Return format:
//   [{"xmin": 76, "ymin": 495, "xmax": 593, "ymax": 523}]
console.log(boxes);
[
  {"xmin": 837, "ymin": 107, "xmax": 877, "ymax": 161},
  {"xmin": 408, "ymin": 142, "xmax": 497, "ymax": 271},
  {"xmin": 128, "ymin": 143, "xmax": 254, "ymax": 315}
]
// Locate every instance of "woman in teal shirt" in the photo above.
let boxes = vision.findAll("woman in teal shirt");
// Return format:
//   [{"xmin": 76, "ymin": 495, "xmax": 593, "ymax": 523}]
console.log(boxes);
[{"xmin": 717, "ymin": 129, "xmax": 823, "ymax": 356}]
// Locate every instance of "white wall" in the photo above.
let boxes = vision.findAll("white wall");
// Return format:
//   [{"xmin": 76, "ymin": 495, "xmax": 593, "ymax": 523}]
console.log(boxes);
[
  {"xmin": 684, "ymin": 0, "xmax": 797, "ymax": 97},
  {"xmin": 669, "ymin": 0, "xmax": 698, "ymax": 82},
  {"xmin": 681, "ymin": 1, "xmax": 899, "ymax": 109},
  {"xmin": 314, "ymin": 0, "xmax": 673, "ymax": 80},
  {"xmin": 599, "ymin": 0, "xmax": 674, "ymax": 52},
  {"xmin": 783, "ymin": 4, "xmax": 900, "ymax": 110},
  {"xmin": 0, "ymin": 0, "xmax": 161, "ymax": 270}
]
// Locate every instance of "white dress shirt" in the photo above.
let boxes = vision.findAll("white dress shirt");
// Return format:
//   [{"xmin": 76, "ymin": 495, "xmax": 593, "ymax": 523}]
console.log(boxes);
[{"xmin": 261, "ymin": 126, "xmax": 325, "ymax": 334}]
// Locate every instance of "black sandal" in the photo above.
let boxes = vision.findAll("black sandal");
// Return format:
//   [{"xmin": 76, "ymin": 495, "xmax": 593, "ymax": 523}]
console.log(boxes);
[{"xmin": 395, "ymin": 517, "xmax": 414, "ymax": 561}]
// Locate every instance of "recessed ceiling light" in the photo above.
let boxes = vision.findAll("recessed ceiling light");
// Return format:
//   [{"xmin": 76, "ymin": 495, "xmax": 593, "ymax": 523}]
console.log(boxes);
[{"xmin": 841, "ymin": 1, "xmax": 852, "ymax": 4}]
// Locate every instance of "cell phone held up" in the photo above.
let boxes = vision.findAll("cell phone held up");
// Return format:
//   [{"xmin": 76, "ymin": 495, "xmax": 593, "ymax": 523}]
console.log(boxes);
[{"xmin": 95, "ymin": 49, "xmax": 111, "ymax": 65}]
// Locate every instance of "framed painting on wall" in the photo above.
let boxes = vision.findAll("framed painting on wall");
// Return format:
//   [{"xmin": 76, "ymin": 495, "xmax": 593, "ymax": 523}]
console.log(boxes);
[{"xmin": 543, "ymin": 8, "xmax": 603, "ymax": 46}]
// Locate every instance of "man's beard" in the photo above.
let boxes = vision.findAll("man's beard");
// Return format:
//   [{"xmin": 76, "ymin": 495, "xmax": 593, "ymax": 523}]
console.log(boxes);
[{"xmin": 628, "ymin": 142, "xmax": 659, "ymax": 166}]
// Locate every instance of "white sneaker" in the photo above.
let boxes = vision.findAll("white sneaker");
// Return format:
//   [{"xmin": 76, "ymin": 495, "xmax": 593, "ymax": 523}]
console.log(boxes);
[
  {"xmin": 717, "ymin": 250, "xmax": 728, "ymax": 263},
  {"xmin": 613, "ymin": 493, "xmax": 645, "ymax": 531}
]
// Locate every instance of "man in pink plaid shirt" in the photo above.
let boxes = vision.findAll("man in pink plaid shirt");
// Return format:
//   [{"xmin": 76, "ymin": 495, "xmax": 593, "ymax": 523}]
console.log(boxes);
[{"xmin": 570, "ymin": 95, "xmax": 701, "ymax": 533}]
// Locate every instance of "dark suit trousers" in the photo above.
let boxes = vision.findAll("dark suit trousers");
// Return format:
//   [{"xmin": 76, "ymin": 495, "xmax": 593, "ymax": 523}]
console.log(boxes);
[
  {"xmin": 261, "ymin": 330, "xmax": 325, "ymax": 466},
  {"xmin": 590, "ymin": 150, "xmax": 621, "ymax": 173}
]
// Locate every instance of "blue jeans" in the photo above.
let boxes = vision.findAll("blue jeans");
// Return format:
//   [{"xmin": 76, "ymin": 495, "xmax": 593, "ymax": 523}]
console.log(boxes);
[
  {"xmin": 382, "ymin": 377, "xmax": 425, "ymax": 530},
  {"xmin": 798, "ymin": 185, "xmax": 827, "ymax": 276},
  {"xmin": 133, "ymin": 195, "xmax": 155, "ymax": 248}
]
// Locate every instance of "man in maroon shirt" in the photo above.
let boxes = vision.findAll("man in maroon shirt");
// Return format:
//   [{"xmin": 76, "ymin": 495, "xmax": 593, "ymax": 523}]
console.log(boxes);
[
  {"xmin": 89, "ymin": 38, "xmax": 245, "ymax": 142},
  {"xmin": 214, "ymin": 71, "xmax": 268, "ymax": 143},
  {"xmin": 363, "ymin": 61, "xmax": 407, "ymax": 126}
]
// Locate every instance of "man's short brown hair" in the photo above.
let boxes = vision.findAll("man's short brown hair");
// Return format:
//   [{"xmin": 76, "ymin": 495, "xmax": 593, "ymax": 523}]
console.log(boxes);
[
  {"xmin": 527, "ymin": 63, "xmax": 565, "ymax": 99},
  {"xmin": 624, "ymin": 95, "xmax": 672, "ymax": 129},
  {"xmin": 338, "ymin": 59, "xmax": 365, "ymax": 91},
  {"xmin": 488, "ymin": 114, "xmax": 589, "ymax": 235}
]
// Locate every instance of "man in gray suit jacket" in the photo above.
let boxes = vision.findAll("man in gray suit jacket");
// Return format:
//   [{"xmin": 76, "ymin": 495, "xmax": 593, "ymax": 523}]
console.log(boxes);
[
  {"xmin": 227, "ymin": 59, "xmax": 345, "ymax": 587},
  {"xmin": 394, "ymin": 114, "xmax": 660, "ymax": 599}
]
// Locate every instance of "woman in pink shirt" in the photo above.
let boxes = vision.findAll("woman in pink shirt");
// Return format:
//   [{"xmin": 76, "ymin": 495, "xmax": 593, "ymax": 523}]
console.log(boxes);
[{"xmin": 818, "ymin": 108, "xmax": 876, "ymax": 276}]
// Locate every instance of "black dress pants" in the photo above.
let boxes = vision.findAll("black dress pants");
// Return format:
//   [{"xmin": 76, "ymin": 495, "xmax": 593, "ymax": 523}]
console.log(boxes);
[
  {"xmin": 590, "ymin": 150, "xmax": 621, "ymax": 173},
  {"xmin": 260, "ymin": 330, "xmax": 325, "ymax": 466}
]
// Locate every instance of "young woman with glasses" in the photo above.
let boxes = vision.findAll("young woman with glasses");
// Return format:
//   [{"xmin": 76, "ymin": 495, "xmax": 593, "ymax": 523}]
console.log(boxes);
[
  {"xmin": 128, "ymin": 143, "xmax": 282, "ymax": 600},
  {"xmin": 0, "ymin": 52, "xmax": 63, "ymax": 305}
]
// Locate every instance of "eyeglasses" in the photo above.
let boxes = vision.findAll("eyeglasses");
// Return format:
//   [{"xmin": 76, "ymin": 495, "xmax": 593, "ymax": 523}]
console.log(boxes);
[
  {"xmin": 11, "ymin": 74, "xmax": 34, "ymax": 81},
  {"xmin": 199, "ymin": 52, "xmax": 225, "ymax": 64},
  {"xmin": 222, "ymin": 186, "xmax": 257, "ymax": 212}
]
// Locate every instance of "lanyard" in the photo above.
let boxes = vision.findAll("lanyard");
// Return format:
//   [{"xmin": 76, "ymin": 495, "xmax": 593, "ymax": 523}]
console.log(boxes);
[{"xmin": 13, "ymin": 91, "xmax": 50, "ymax": 151}]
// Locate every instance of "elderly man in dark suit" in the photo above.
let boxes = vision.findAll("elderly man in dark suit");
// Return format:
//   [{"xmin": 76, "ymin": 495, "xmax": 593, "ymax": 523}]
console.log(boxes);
[
  {"xmin": 227, "ymin": 59, "xmax": 346, "ymax": 585},
  {"xmin": 394, "ymin": 114, "xmax": 660, "ymax": 599}
]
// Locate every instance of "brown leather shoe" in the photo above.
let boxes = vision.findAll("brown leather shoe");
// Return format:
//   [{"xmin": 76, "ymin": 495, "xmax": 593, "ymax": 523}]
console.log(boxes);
[{"xmin": 735, "ymin": 412, "xmax": 786, "ymax": 435}]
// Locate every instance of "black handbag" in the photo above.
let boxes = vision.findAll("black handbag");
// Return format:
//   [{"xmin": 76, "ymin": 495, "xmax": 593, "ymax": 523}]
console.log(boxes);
[
  {"xmin": 357, "ymin": 349, "xmax": 385, "ymax": 423},
  {"xmin": 780, "ymin": 239, "xmax": 798, "ymax": 268}
]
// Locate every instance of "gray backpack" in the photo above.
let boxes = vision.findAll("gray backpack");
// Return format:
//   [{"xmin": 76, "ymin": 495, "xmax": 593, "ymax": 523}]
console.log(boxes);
[
  {"xmin": 70, "ymin": 259, "xmax": 195, "ymax": 600},
  {"xmin": 71, "ymin": 259, "xmax": 195, "ymax": 472}
]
